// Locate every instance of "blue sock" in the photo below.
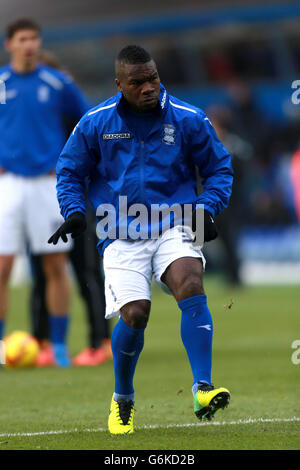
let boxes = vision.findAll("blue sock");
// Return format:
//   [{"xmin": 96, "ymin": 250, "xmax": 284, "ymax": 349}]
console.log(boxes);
[
  {"xmin": 0, "ymin": 320, "xmax": 4, "ymax": 340},
  {"xmin": 49, "ymin": 314, "xmax": 69, "ymax": 345},
  {"xmin": 179, "ymin": 294, "xmax": 213, "ymax": 389},
  {"xmin": 111, "ymin": 317, "xmax": 145, "ymax": 401}
]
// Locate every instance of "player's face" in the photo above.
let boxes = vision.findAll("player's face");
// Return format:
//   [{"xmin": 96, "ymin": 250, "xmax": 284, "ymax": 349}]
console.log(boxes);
[
  {"xmin": 116, "ymin": 61, "xmax": 160, "ymax": 113},
  {"xmin": 5, "ymin": 29, "xmax": 41, "ymax": 66}
]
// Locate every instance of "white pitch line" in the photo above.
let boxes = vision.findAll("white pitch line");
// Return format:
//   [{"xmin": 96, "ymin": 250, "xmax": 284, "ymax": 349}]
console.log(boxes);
[{"xmin": 0, "ymin": 417, "xmax": 299, "ymax": 439}]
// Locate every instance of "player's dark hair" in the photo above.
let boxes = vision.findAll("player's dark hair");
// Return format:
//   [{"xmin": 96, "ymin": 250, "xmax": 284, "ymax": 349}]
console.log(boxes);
[
  {"xmin": 5, "ymin": 18, "xmax": 41, "ymax": 39},
  {"xmin": 116, "ymin": 45, "xmax": 152, "ymax": 65}
]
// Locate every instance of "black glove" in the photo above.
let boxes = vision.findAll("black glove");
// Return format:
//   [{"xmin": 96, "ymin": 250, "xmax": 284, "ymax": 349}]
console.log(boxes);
[
  {"xmin": 48, "ymin": 211, "xmax": 87, "ymax": 245},
  {"xmin": 192, "ymin": 209, "xmax": 218, "ymax": 242}
]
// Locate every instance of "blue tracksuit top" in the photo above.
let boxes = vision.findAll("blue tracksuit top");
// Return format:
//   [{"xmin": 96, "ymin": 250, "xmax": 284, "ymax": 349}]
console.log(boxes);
[
  {"xmin": 56, "ymin": 84, "xmax": 234, "ymax": 255},
  {"xmin": 0, "ymin": 63, "xmax": 90, "ymax": 176}
]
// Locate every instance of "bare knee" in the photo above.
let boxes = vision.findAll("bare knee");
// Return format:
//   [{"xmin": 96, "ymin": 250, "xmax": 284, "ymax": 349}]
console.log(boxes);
[
  {"xmin": 162, "ymin": 257, "xmax": 205, "ymax": 302},
  {"xmin": 42, "ymin": 253, "xmax": 68, "ymax": 280},
  {"xmin": 0, "ymin": 256, "xmax": 14, "ymax": 284},
  {"xmin": 176, "ymin": 274, "xmax": 205, "ymax": 302},
  {"xmin": 121, "ymin": 300, "xmax": 151, "ymax": 329}
]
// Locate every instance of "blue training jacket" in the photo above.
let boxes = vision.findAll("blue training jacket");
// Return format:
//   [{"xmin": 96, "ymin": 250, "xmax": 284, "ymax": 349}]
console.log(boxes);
[
  {"xmin": 56, "ymin": 84, "xmax": 233, "ymax": 255},
  {"xmin": 0, "ymin": 63, "xmax": 90, "ymax": 176}
]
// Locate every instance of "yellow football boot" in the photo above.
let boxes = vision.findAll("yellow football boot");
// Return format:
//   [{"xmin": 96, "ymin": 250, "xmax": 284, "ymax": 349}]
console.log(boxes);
[
  {"xmin": 108, "ymin": 395, "xmax": 134, "ymax": 434},
  {"xmin": 194, "ymin": 382, "xmax": 230, "ymax": 420}
]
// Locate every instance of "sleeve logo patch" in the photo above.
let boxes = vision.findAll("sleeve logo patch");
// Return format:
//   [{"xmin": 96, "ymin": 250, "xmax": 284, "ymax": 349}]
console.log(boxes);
[{"xmin": 103, "ymin": 133, "xmax": 131, "ymax": 140}]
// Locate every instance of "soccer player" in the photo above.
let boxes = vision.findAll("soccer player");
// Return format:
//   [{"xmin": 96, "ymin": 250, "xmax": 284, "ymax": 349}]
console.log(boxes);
[
  {"xmin": 49, "ymin": 45, "xmax": 233, "ymax": 432},
  {"xmin": 0, "ymin": 18, "xmax": 90, "ymax": 367}
]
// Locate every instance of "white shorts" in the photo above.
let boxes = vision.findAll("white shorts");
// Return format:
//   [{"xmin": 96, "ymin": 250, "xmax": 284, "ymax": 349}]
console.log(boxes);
[
  {"xmin": 0, "ymin": 173, "xmax": 72, "ymax": 255},
  {"xmin": 103, "ymin": 225, "xmax": 206, "ymax": 319}
]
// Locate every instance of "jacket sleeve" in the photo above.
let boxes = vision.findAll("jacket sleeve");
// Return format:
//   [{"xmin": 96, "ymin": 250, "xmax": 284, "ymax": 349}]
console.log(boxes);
[
  {"xmin": 56, "ymin": 116, "xmax": 99, "ymax": 220},
  {"xmin": 190, "ymin": 112, "xmax": 234, "ymax": 217}
]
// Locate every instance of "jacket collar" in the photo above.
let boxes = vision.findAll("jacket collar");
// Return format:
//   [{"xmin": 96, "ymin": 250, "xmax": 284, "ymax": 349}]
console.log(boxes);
[{"xmin": 116, "ymin": 83, "xmax": 168, "ymax": 116}]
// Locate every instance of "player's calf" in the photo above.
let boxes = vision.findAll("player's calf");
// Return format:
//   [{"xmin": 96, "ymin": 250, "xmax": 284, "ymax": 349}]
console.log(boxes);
[{"xmin": 0, "ymin": 255, "xmax": 14, "ymax": 322}]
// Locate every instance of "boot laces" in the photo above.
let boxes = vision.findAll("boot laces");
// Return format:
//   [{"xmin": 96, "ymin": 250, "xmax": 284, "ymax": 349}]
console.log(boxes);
[{"xmin": 117, "ymin": 399, "xmax": 134, "ymax": 425}]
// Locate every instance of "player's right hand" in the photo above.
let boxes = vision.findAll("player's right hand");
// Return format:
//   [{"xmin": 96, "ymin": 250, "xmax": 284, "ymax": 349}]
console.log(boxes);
[
  {"xmin": 192, "ymin": 208, "xmax": 218, "ymax": 242},
  {"xmin": 48, "ymin": 211, "xmax": 87, "ymax": 245}
]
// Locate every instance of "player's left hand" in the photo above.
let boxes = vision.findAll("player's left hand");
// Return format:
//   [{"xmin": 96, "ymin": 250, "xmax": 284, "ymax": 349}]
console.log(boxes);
[
  {"xmin": 192, "ymin": 209, "xmax": 218, "ymax": 242},
  {"xmin": 48, "ymin": 211, "xmax": 87, "ymax": 245}
]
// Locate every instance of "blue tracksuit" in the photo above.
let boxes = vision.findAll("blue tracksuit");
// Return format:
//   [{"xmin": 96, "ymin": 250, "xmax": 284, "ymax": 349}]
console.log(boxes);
[
  {"xmin": 0, "ymin": 63, "xmax": 90, "ymax": 176},
  {"xmin": 56, "ymin": 84, "xmax": 233, "ymax": 255}
]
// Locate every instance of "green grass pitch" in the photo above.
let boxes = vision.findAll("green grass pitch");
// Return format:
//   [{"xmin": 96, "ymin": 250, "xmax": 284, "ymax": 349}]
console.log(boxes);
[{"xmin": 0, "ymin": 277, "xmax": 299, "ymax": 450}]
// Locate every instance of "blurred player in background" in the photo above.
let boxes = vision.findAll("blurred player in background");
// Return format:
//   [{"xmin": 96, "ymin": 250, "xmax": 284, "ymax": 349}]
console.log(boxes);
[
  {"xmin": 29, "ymin": 49, "xmax": 112, "ymax": 366},
  {"xmin": 0, "ymin": 18, "xmax": 89, "ymax": 367},
  {"xmin": 30, "ymin": 201, "xmax": 112, "ymax": 365},
  {"xmin": 49, "ymin": 45, "xmax": 233, "ymax": 433}
]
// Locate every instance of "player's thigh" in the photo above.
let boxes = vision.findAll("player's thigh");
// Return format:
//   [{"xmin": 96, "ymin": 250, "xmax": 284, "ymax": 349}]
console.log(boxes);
[
  {"xmin": 103, "ymin": 239, "xmax": 153, "ymax": 320},
  {"xmin": 153, "ymin": 225, "xmax": 206, "ymax": 300},
  {"xmin": 0, "ymin": 174, "xmax": 24, "ymax": 255},
  {"xmin": 25, "ymin": 175, "xmax": 72, "ymax": 255}
]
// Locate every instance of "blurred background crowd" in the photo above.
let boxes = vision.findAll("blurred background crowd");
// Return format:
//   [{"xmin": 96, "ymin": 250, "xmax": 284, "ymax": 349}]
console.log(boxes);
[{"xmin": 1, "ymin": 0, "xmax": 300, "ymax": 285}]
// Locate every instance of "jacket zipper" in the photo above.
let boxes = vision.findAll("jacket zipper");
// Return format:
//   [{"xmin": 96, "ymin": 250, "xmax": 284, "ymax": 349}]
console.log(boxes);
[{"xmin": 140, "ymin": 140, "xmax": 145, "ymax": 203}]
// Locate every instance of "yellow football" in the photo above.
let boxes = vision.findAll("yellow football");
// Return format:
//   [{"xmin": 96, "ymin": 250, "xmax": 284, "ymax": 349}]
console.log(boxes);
[{"xmin": 3, "ymin": 331, "xmax": 40, "ymax": 368}]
